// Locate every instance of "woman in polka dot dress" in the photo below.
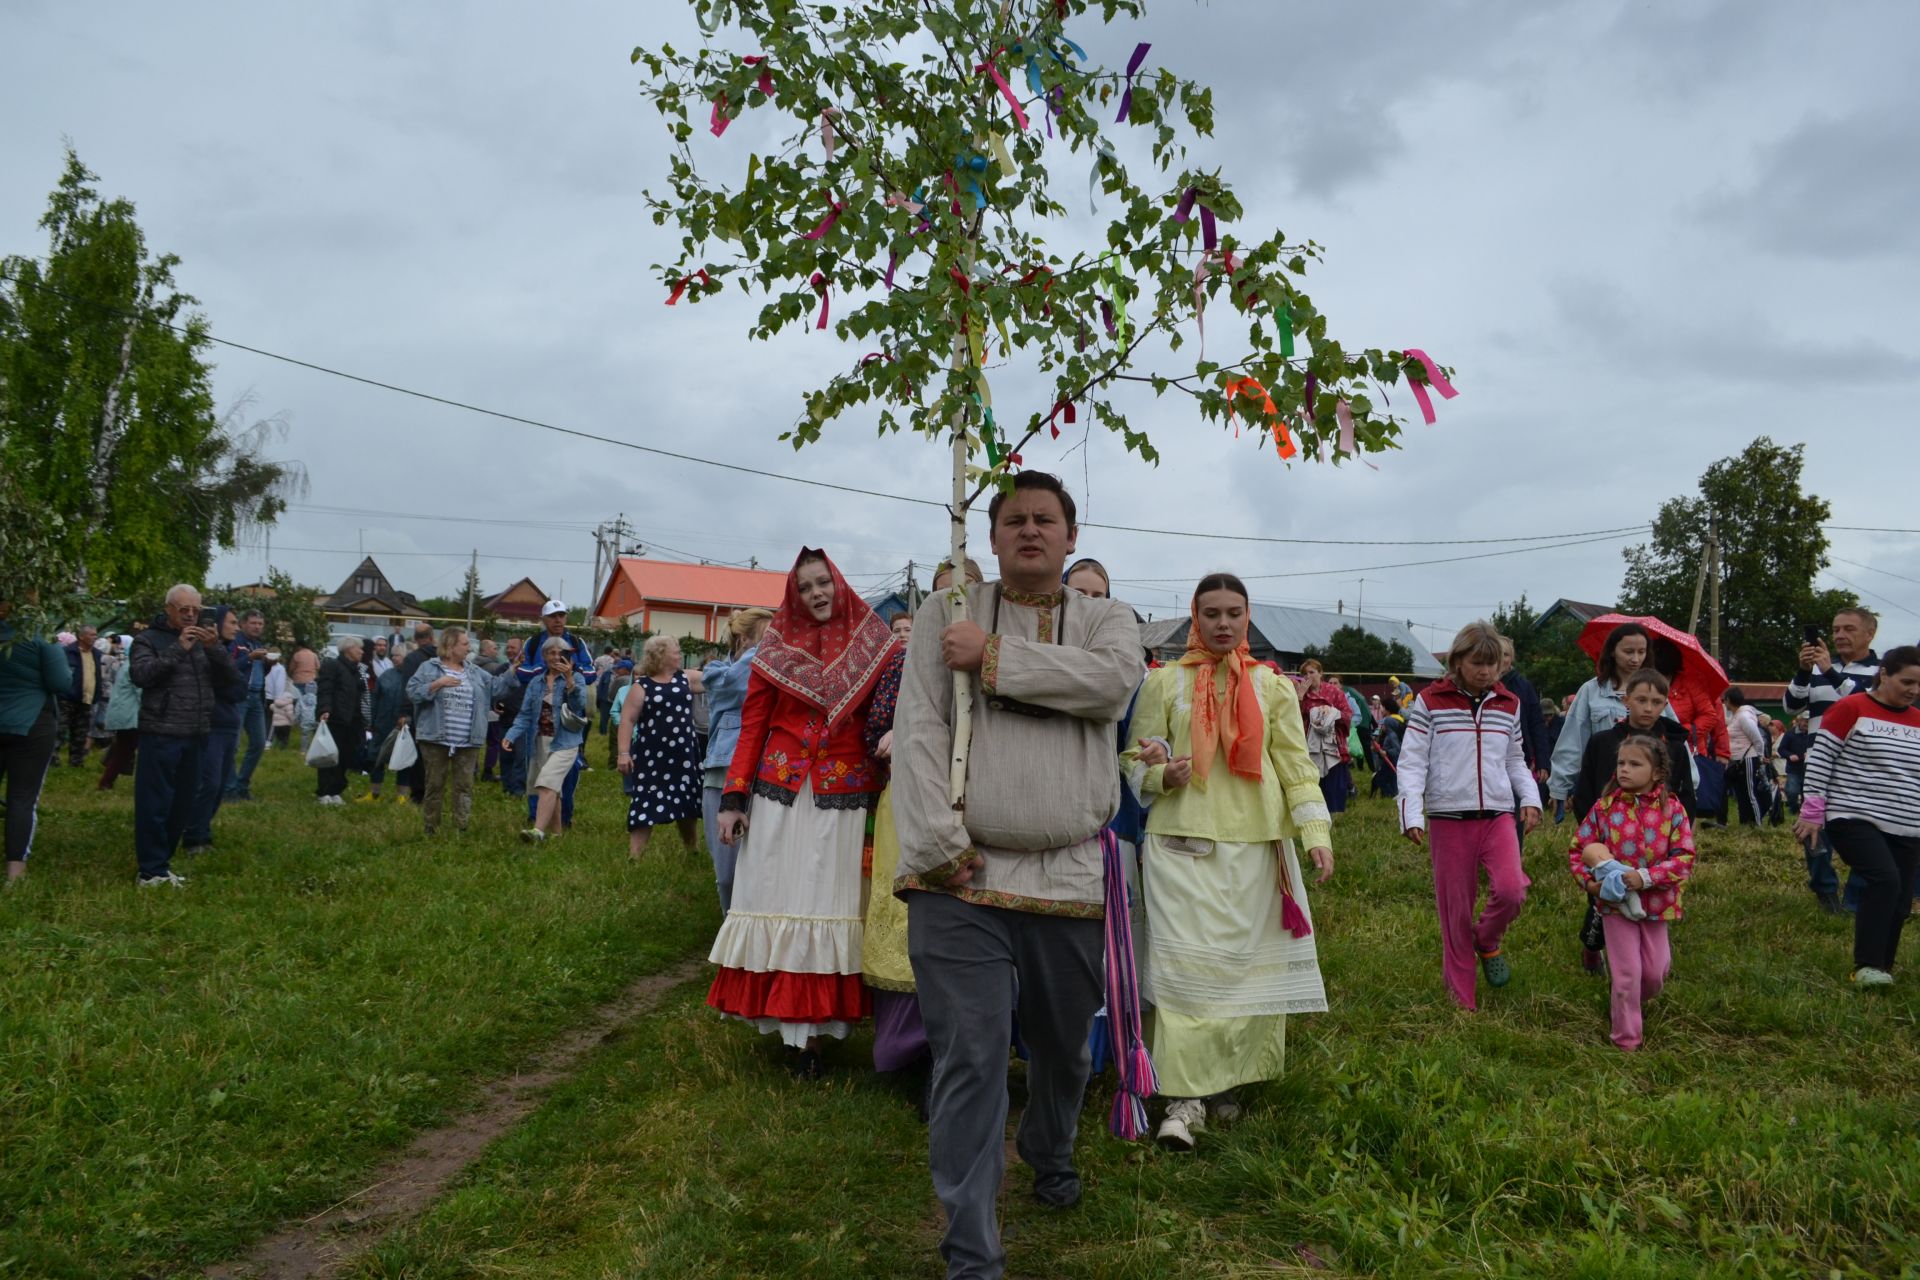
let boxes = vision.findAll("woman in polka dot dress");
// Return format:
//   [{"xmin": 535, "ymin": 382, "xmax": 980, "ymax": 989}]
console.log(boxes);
[{"xmin": 617, "ymin": 635, "xmax": 705, "ymax": 860}]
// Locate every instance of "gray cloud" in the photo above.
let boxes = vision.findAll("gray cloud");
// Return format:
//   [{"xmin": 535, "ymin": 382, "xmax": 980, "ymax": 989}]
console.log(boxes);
[{"xmin": 1706, "ymin": 110, "xmax": 1920, "ymax": 260}]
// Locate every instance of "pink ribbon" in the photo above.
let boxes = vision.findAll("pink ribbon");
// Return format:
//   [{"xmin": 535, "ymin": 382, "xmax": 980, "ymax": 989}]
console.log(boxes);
[
  {"xmin": 1190, "ymin": 249, "xmax": 1239, "ymax": 360},
  {"xmin": 811, "ymin": 272, "xmax": 830, "ymax": 330},
  {"xmin": 976, "ymin": 56, "xmax": 1029, "ymax": 131},
  {"xmin": 710, "ymin": 94, "xmax": 730, "ymax": 137},
  {"xmin": 1336, "ymin": 399, "xmax": 1379, "ymax": 470},
  {"xmin": 1403, "ymin": 347, "xmax": 1459, "ymax": 425},
  {"xmin": 1115, "ymin": 42, "xmax": 1150, "ymax": 123},
  {"xmin": 741, "ymin": 56, "xmax": 775, "ymax": 96},
  {"xmin": 801, "ymin": 193, "xmax": 844, "ymax": 240}
]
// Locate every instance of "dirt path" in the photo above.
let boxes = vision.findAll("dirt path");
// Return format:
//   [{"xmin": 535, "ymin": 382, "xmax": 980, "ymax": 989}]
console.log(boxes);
[{"xmin": 205, "ymin": 956, "xmax": 709, "ymax": 1280}]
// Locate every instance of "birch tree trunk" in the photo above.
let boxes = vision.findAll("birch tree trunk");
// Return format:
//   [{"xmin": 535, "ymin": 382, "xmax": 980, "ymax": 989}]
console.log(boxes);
[{"xmin": 73, "ymin": 315, "xmax": 138, "ymax": 593}]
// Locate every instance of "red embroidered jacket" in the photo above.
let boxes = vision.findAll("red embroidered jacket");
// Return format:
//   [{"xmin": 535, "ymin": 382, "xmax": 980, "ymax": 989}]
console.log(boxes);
[
  {"xmin": 723, "ymin": 667, "xmax": 882, "ymax": 807},
  {"xmin": 1568, "ymin": 785, "xmax": 1696, "ymax": 921}
]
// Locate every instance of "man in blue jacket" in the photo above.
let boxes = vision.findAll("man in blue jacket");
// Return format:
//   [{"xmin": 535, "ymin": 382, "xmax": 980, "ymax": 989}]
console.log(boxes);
[
  {"xmin": 226, "ymin": 611, "xmax": 268, "ymax": 800},
  {"xmin": 514, "ymin": 600, "xmax": 596, "ymax": 828}
]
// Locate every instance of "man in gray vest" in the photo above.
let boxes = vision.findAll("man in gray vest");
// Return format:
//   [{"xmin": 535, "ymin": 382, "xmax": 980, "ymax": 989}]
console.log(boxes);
[{"xmin": 893, "ymin": 471, "xmax": 1142, "ymax": 1280}]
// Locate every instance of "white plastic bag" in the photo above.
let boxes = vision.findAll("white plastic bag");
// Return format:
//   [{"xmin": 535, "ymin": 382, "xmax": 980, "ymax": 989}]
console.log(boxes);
[
  {"xmin": 389, "ymin": 725, "xmax": 419, "ymax": 772},
  {"xmin": 305, "ymin": 720, "xmax": 340, "ymax": 769}
]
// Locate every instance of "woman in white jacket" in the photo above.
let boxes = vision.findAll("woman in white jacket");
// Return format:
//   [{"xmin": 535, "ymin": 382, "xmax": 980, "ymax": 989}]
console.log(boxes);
[{"xmin": 1396, "ymin": 622, "xmax": 1542, "ymax": 1010}]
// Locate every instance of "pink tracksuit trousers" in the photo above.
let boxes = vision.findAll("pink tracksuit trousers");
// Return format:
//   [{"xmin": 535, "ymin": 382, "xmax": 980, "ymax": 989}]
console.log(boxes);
[{"xmin": 1429, "ymin": 816, "xmax": 1529, "ymax": 1010}]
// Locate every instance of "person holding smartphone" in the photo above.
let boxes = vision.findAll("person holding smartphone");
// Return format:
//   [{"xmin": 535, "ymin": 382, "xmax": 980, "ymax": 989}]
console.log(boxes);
[
  {"xmin": 1786, "ymin": 607, "xmax": 1882, "ymax": 912},
  {"xmin": 128, "ymin": 584, "xmax": 223, "ymax": 887}
]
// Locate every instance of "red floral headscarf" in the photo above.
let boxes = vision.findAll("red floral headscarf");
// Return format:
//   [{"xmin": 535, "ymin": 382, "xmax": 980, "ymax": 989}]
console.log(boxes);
[{"xmin": 750, "ymin": 547, "xmax": 898, "ymax": 729}]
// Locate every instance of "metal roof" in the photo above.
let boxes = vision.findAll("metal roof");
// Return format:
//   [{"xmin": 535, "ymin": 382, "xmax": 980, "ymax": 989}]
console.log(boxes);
[{"xmin": 1142, "ymin": 605, "xmax": 1442, "ymax": 677}]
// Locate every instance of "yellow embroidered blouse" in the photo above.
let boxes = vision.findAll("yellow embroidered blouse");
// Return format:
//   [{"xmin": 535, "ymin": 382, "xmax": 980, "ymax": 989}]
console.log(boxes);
[{"xmin": 1122, "ymin": 662, "xmax": 1333, "ymax": 850}]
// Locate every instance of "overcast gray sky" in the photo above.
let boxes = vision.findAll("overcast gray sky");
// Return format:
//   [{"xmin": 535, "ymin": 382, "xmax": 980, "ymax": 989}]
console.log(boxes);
[{"xmin": 6, "ymin": 0, "xmax": 1917, "ymax": 654}]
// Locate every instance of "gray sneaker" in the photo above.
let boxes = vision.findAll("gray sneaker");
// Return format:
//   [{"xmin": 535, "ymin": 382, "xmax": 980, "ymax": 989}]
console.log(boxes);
[
  {"xmin": 1156, "ymin": 1098, "xmax": 1206, "ymax": 1152},
  {"xmin": 137, "ymin": 872, "xmax": 188, "ymax": 889}
]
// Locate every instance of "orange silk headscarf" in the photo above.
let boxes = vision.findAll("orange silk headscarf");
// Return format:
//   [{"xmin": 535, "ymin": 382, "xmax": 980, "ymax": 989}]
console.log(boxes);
[{"xmin": 1176, "ymin": 609, "xmax": 1265, "ymax": 785}]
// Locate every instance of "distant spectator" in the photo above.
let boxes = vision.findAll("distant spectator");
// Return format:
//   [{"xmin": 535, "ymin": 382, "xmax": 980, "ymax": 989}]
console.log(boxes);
[
  {"xmin": 314, "ymin": 636, "xmax": 369, "ymax": 806},
  {"xmin": 503, "ymin": 635, "xmax": 588, "ymax": 844},
  {"xmin": 369, "ymin": 635, "xmax": 394, "ymax": 679},
  {"xmin": 408, "ymin": 625, "xmax": 502, "ymax": 835},
  {"xmin": 396, "ymin": 623, "xmax": 438, "ymax": 802},
  {"xmin": 1780, "ymin": 712, "xmax": 1813, "ymax": 815},
  {"xmin": 183, "ymin": 607, "xmax": 248, "ymax": 855},
  {"xmin": 61, "ymin": 624, "xmax": 103, "ymax": 767},
  {"xmin": 227, "ymin": 611, "xmax": 268, "ymax": 801},
  {"xmin": 287, "ymin": 643, "xmax": 320, "ymax": 751},
  {"xmin": 514, "ymin": 602, "xmax": 595, "ymax": 828},
  {"xmin": 129, "ymin": 585, "xmax": 222, "ymax": 888},
  {"xmin": 97, "ymin": 656, "xmax": 143, "ymax": 790},
  {"xmin": 1, "ymin": 599, "xmax": 73, "ymax": 886}
]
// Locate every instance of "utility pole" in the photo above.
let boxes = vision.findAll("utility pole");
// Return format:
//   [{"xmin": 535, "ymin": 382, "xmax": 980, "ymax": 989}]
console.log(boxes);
[
  {"xmin": 464, "ymin": 548, "xmax": 477, "ymax": 632},
  {"xmin": 1707, "ymin": 510, "xmax": 1722, "ymax": 664},
  {"xmin": 1358, "ymin": 578, "xmax": 1366, "ymax": 626}
]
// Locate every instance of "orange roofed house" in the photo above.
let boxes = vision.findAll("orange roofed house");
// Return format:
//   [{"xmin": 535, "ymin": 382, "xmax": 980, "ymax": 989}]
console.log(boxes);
[{"xmin": 590, "ymin": 558, "xmax": 788, "ymax": 642}]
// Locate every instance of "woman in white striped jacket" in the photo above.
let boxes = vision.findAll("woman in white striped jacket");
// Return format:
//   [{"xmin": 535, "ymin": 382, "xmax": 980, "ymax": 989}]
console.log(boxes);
[{"xmin": 1796, "ymin": 646, "xmax": 1920, "ymax": 987}]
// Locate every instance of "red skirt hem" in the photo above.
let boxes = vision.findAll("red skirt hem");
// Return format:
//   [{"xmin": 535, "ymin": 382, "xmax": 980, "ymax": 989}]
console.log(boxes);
[{"xmin": 707, "ymin": 967, "xmax": 871, "ymax": 1023}]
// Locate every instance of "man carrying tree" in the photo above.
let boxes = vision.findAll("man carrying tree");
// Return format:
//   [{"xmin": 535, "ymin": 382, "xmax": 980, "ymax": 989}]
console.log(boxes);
[{"xmin": 893, "ymin": 471, "xmax": 1142, "ymax": 1280}]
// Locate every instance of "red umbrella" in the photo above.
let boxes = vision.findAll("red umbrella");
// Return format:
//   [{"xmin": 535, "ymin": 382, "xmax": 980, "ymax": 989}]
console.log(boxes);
[{"xmin": 1576, "ymin": 614, "xmax": 1730, "ymax": 707}]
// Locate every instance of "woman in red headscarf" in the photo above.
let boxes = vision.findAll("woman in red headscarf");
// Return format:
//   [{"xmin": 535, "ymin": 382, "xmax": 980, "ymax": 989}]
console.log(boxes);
[
  {"xmin": 1120, "ymin": 573, "xmax": 1334, "ymax": 1151},
  {"xmin": 707, "ymin": 548, "xmax": 899, "ymax": 1077}
]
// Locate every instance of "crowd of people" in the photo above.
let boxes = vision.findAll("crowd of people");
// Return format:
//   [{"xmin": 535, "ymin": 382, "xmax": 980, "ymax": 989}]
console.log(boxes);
[{"xmin": 3, "ymin": 474, "xmax": 1916, "ymax": 1280}]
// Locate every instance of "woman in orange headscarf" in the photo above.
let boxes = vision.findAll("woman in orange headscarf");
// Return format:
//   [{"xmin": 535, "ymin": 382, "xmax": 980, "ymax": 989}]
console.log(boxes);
[
  {"xmin": 708, "ymin": 548, "xmax": 899, "ymax": 1078},
  {"xmin": 1120, "ymin": 573, "xmax": 1334, "ymax": 1151}
]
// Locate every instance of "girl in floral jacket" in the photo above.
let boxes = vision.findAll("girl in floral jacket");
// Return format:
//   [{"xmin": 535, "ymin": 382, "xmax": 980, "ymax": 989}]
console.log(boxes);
[{"xmin": 1568, "ymin": 734, "xmax": 1696, "ymax": 1051}]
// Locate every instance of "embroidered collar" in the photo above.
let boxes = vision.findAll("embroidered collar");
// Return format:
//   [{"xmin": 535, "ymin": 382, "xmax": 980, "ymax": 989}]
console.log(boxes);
[{"xmin": 1000, "ymin": 585, "xmax": 1063, "ymax": 608}]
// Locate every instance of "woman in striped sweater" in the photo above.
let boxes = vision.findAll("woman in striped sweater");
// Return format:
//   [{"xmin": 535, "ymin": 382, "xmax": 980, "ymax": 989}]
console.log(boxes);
[{"xmin": 1796, "ymin": 646, "xmax": 1920, "ymax": 987}]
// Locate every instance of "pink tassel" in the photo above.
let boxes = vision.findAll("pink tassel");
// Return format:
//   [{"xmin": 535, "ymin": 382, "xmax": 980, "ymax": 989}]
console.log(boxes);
[{"xmin": 1280, "ymin": 890, "xmax": 1313, "ymax": 939}]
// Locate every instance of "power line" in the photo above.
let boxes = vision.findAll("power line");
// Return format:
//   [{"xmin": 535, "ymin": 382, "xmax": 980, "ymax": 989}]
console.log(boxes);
[
  {"xmin": 1822, "ymin": 568, "xmax": 1920, "ymax": 620},
  {"xmin": 0, "ymin": 267, "xmax": 1657, "ymax": 552},
  {"xmin": 1110, "ymin": 530, "xmax": 1636, "ymax": 584},
  {"xmin": 1830, "ymin": 556, "xmax": 1920, "ymax": 589}
]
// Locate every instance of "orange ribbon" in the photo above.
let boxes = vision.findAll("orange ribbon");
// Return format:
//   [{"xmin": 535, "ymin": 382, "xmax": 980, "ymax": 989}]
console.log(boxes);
[{"xmin": 1223, "ymin": 377, "xmax": 1297, "ymax": 459}]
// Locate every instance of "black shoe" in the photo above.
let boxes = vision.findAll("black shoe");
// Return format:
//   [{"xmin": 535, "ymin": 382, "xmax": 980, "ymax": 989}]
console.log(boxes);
[
  {"xmin": 790, "ymin": 1049, "xmax": 824, "ymax": 1080},
  {"xmin": 1032, "ymin": 1173, "xmax": 1083, "ymax": 1209},
  {"xmin": 1818, "ymin": 892, "xmax": 1843, "ymax": 915}
]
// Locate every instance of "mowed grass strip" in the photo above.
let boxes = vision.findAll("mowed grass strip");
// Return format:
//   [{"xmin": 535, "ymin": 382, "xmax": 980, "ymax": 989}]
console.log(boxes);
[
  {"xmin": 0, "ymin": 746, "xmax": 720, "ymax": 1279},
  {"xmin": 348, "ymin": 797, "xmax": 1920, "ymax": 1278}
]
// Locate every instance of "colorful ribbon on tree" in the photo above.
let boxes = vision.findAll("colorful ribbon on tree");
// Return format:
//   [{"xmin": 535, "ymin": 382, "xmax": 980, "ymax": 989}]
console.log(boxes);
[
  {"xmin": 975, "ymin": 52, "xmax": 1029, "ymax": 131},
  {"xmin": 1101, "ymin": 829, "xmax": 1159, "ymax": 1141},
  {"xmin": 810, "ymin": 272, "xmax": 831, "ymax": 330},
  {"xmin": 1114, "ymin": 42, "xmax": 1151, "ymax": 123},
  {"xmin": 1402, "ymin": 348, "xmax": 1459, "ymax": 424},
  {"xmin": 801, "ymin": 192, "xmax": 845, "ymax": 240},
  {"xmin": 1335, "ymin": 399, "xmax": 1379, "ymax": 470},
  {"xmin": 1223, "ymin": 377, "xmax": 1298, "ymax": 459},
  {"xmin": 664, "ymin": 269, "xmax": 711, "ymax": 305},
  {"xmin": 1047, "ymin": 399, "xmax": 1076, "ymax": 439}
]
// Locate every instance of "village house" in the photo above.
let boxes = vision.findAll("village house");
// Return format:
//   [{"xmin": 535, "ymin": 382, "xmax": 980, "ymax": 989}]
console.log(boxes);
[
  {"xmin": 590, "ymin": 557, "xmax": 787, "ymax": 642},
  {"xmin": 317, "ymin": 556, "xmax": 429, "ymax": 640}
]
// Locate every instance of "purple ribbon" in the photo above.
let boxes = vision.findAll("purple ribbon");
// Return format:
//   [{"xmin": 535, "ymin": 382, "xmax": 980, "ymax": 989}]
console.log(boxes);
[
  {"xmin": 1304, "ymin": 373, "xmax": 1318, "ymax": 420},
  {"xmin": 1115, "ymin": 42, "xmax": 1150, "ymax": 123},
  {"xmin": 1172, "ymin": 186, "xmax": 1218, "ymax": 250},
  {"xmin": 1100, "ymin": 299, "xmax": 1117, "ymax": 337},
  {"xmin": 1101, "ymin": 830, "xmax": 1158, "ymax": 1140}
]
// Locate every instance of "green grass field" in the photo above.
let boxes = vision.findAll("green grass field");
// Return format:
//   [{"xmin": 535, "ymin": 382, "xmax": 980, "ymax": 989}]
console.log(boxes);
[{"xmin": 4, "ymin": 744, "xmax": 1918, "ymax": 1278}]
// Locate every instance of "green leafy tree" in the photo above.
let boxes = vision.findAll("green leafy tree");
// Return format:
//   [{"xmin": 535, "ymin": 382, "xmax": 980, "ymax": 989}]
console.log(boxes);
[
  {"xmin": 0, "ymin": 148, "xmax": 304, "ymax": 598},
  {"xmin": 207, "ymin": 568, "xmax": 332, "ymax": 652},
  {"xmin": 1303, "ymin": 625, "xmax": 1415, "ymax": 677},
  {"xmin": 1490, "ymin": 593, "xmax": 1594, "ymax": 705},
  {"xmin": 634, "ymin": 0, "xmax": 1458, "ymax": 794},
  {"xmin": 1619, "ymin": 437, "xmax": 1851, "ymax": 681},
  {"xmin": 0, "ymin": 469, "xmax": 84, "ymax": 645}
]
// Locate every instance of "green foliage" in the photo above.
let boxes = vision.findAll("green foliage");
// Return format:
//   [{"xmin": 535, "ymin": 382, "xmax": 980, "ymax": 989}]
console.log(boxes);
[
  {"xmin": 1619, "ymin": 437, "xmax": 1853, "ymax": 680},
  {"xmin": 1492, "ymin": 592, "xmax": 1595, "ymax": 703},
  {"xmin": 0, "ymin": 467, "xmax": 85, "ymax": 639},
  {"xmin": 1303, "ymin": 624, "xmax": 1415, "ymax": 676},
  {"xmin": 633, "ymin": 0, "xmax": 1447, "ymax": 504},
  {"xmin": 0, "ymin": 148, "xmax": 303, "ymax": 600},
  {"xmin": 209, "ymin": 568, "xmax": 333, "ymax": 652}
]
